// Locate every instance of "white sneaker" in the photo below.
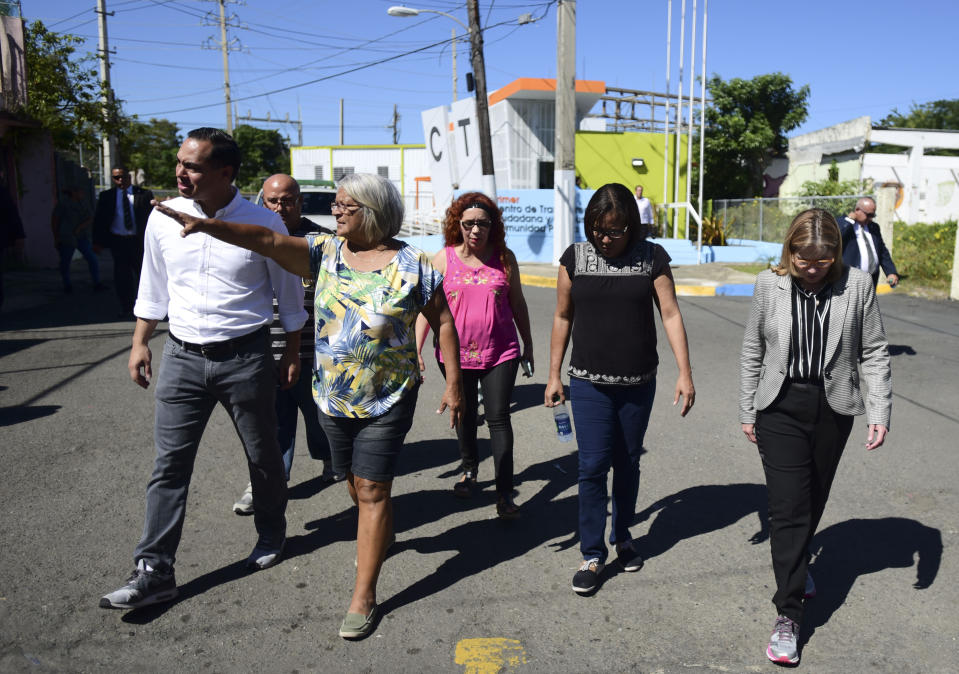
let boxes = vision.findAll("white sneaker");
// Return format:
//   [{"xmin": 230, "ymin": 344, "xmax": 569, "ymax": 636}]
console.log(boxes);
[
  {"xmin": 232, "ymin": 482, "xmax": 253, "ymax": 515},
  {"xmin": 766, "ymin": 615, "xmax": 800, "ymax": 665}
]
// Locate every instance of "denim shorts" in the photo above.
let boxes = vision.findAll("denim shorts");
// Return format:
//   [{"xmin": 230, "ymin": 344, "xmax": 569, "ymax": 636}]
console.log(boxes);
[{"xmin": 318, "ymin": 386, "xmax": 419, "ymax": 482}]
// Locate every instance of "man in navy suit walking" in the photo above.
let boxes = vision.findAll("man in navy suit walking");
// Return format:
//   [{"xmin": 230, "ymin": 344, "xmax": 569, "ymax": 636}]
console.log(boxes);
[{"xmin": 838, "ymin": 196, "xmax": 899, "ymax": 288}]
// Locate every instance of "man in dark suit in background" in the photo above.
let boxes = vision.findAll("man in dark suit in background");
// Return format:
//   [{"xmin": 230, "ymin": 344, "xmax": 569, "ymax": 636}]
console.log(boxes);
[
  {"xmin": 94, "ymin": 165, "xmax": 155, "ymax": 318},
  {"xmin": 838, "ymin": 196, "xmax": 899, "ymax": 288}
]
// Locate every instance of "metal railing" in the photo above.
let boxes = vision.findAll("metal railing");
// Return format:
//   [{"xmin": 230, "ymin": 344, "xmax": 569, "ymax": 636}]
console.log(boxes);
[{"xmin": 709, "ymin": 195, "xmax": 869, "ymax": 244}]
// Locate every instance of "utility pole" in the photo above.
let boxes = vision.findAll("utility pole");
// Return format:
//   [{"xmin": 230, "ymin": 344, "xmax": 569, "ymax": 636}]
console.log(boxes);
[
  {"xmin": 236, "ymin": 111, "xmax": 302, "ymax": 147},
  {"xmin": 553, "ymin": 0, "xmax": 576, "ymax": 264},
  {"xmin": 466, "ymin": 0, "xmax": 496, "ymax": 198},
  {"xmin": 451, "ymin": 28, "xmax": 458, "ymax": 102},
  {"xmin": 202, "ymin": 0, "xmax": 240, "ymax": 134},
  {"xmin": 217, "ymin": 0, "xmax": 232, "ymax": 133},
  {"xmin": 339, "ymin": 99, "xmax": 344, "ymax": 145},
  {"xmin": 388, "ymin": 104, "xmax": 400, "ymax": 144},
  {"xmin": 95, "ymin": 0, "xmax": 115, "ymax": 186}
]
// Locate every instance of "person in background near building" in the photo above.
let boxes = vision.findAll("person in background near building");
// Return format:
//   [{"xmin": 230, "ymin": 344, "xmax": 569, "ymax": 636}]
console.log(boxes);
[
  {"xmin": 415, "ymin": 191, "xmax": 534, "ymax": 519},
  {"xmin": 93, "ymin": 165, "xmax": 155, "ymax": 319},
  {"xmin": 232, "ymin": 174, "xmax": 342, "ymax": 516},
  {"xmin": 634, "ymin": 184, "xmax": 654, "ymax": 227},
  {"xmin": 838, "ymin": 196, "xmax": 898, "ymax": 288},
  {"xmin": 0, "ymin": 168, "xmax": 25, "ymax": 311},
  {"xmin": 51, "ymin": 184, "xmax": 104, "ymax": 295},
  {"xmin": 99, "ymin": 128, "xmax": 306, "ymax": 611},
  {"xmin": 740, "ymin": 209, "xmax": 891, "ymax": 666},
  {"xmin": 545, "ymin": 183, "xmax": 695, "ymax": 596}
]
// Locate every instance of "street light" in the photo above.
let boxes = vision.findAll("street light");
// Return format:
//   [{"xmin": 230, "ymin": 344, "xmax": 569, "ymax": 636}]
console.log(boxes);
[{"xmin": 387, "ymin": 6, "xmax": 468, "ymax": 101}]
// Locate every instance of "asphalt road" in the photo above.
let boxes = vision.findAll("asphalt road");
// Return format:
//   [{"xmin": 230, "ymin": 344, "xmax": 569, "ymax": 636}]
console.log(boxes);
[{"xmin": 1, "ymin": 266, "xmax": 957, "ymax": 673}]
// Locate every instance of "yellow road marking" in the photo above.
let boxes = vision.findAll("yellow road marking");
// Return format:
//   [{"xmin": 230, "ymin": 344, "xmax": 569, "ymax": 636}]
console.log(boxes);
[{"xmin": 455, "ymin": 638, "xmax": 527, "ymax": 674}]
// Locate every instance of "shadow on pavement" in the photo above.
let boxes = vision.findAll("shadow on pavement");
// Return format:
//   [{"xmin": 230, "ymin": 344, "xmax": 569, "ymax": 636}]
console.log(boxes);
[
  {"xmin": 800, "ymin": 517, "xmax": 942, "ymax": 648},
  {"xmin": 0, "ymin": 404, "xmax": 60, "ymax": 426},
  {"xmin": 633, "ymin": 483, "xmax": 770, "ymax": 560}
]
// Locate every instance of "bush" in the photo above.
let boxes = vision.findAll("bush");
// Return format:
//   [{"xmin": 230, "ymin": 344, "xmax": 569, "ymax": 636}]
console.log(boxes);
[{"xmin": 893, "ymin": 220, "xmax": 956, "ymax": 289}]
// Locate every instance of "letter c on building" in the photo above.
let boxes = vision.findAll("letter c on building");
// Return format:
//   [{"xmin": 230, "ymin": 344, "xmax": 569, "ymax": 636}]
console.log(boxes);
[{"xmin": 429, "ymin": 127, "xmax": 443, "ymax": 162}]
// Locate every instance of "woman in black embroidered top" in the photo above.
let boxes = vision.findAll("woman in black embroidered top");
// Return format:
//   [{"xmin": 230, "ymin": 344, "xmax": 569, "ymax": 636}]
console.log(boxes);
[{"xmin": 545, "ymin": 183, "xmax": 695, "ymax": 595}]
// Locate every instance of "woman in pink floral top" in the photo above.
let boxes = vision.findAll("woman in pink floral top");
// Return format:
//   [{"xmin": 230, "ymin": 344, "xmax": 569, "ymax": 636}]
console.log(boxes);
[{"xmin": 416, "ymin": 192, "xmax": 533, "ymax": 518}]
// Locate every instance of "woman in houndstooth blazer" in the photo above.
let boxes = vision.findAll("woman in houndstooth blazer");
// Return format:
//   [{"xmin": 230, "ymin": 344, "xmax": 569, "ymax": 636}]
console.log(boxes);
[{"xmin": 739, "ymin": 209, "xmax": 891, "ymax": 665}]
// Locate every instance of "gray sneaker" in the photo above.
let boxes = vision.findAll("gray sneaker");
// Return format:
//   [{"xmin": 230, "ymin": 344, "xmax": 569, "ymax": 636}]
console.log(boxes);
[
  {"xmin": 99, "ymin": 560, "xmax": 178, "ymax": 609},
  {"xmin": 233, "ymin": 482, "xmax": 253, "ymax": 515},
  {"xmin": 571, "ymin": 558, "xmax": 604, "ymax": 594},
  {"xmin": 766, "ymin": 615, "xmax": 800, "ymax": 665}
]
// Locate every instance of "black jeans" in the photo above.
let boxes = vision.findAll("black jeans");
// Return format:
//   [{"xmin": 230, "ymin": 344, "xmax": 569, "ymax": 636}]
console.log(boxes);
[
  {"xmin": 756, "ymin": 381, "xmax": 854, "ymax": 623},
  {"xmin": 110, "ymin": 233, "xmax": 141, "ymax": 313},
  {"xmin": 439, "ymin": 358, "xmax": 518, "ymax": 496}
]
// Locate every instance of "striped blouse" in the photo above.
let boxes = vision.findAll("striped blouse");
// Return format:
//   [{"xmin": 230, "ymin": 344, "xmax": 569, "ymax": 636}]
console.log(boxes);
[{"xmin": 788, "ymin": 281, "xmax": 831, "ymax": 381}]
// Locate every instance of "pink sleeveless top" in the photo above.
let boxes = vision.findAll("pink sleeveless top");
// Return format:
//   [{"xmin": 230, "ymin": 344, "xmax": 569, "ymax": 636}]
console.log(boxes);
[{"xmin": 437, "ymin": 246, "xmax": 520, "ymax": 369}]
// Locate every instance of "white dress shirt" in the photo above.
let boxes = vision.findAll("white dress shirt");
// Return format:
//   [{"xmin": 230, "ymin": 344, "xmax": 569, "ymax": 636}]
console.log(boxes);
[
  {"xmin": 853, "ymin": 223, "xmax": 879, "ymax": 274},
  {"xmin": 134, "ymin": 190, "xmax": 307, "ymax": 343},
  {"xmin": 635, "ymin": 196, "xmax": 654, "ymax": 225},
  {"xmin": 110, "ymin": 187, "xmax": 137, "ymax": 236}
]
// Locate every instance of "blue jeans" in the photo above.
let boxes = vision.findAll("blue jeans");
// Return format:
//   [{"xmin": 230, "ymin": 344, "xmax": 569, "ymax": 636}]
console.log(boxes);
[
  {"xmin": 58, "ymin": 238, "xmax": 99, "ymax": 290},
  {"xmin": 570, "ymin": 376, "xmax": 656, "ymax": 563},
  {"xmin": 134, "ymin": 329, "xmax": 287, "ymax": 573},
  {"xmin": 276, "ymin": 361, "xmax": 331, "ymax": 480}
]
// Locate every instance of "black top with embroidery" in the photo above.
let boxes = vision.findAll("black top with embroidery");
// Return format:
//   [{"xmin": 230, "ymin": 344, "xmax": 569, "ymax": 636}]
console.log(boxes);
[{"xmin": 560, "ymin": 238, "xmax": 671, "ymax": 385}]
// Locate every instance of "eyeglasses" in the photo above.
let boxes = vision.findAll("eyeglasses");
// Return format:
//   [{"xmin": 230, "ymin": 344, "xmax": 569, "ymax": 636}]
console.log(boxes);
[
  {"xmin": 592, "ymin": 227, "xmax": 628, "ymax": 240},
  {"xmin": 793, "ymin": 256, "xmax": 835, "ymax": 270},
  {"xmin": 331, "ymin": 201, "xmax": 363, "ymax": 214},
  {"xmin": 856, "ymin": 207, "xmax": 876, "ymax": 219},
  {"xmin": 111, "ymin": 174, "xmax": 124, "ymax": 181},
  {"xmin": 460, "ymin": 219, "xmax": 492, "ymax": 230},
  {"xmin": 265, "ymin": 197, "xmax": 297, "ymax": 208}
]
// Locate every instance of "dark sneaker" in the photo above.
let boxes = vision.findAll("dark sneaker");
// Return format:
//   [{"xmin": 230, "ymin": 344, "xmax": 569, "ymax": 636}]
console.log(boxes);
[
  {"xmin": 804, "ymin": 571, "xmax": 816, "ymax": 598},
  {"xmin": 571, "ymin": 558, "xmax": 604, "ymax": 594},
  {"xmin": 766, "ymin": 615, "xmax": 800, "ymax": 665},
  {"xmin": 232, "ymin": 482, "xmax": 253, "ymax": 515},
  {"xmin": 615, "ymin": 541, "xmax": 644, "ymax": 572},
  {"xmin": 99, "ymin": 560, "xmax": 178, "ymax": 609},
  {"xmin": 246, "ymin": 537, "xmax": 285, "ymax": 570}
]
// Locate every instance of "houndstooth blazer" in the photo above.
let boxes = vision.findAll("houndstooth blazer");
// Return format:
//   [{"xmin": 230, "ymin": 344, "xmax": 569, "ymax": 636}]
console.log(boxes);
[{"xmin": 739, "ymin": 266, "xmax": 891, "ymax": 428}]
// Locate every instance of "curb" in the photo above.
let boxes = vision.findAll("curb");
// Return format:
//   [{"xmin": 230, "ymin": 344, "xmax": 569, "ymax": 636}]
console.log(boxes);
[{"xmin": 520, "ymin": 274, "xmax": 895, "ymax": 297}]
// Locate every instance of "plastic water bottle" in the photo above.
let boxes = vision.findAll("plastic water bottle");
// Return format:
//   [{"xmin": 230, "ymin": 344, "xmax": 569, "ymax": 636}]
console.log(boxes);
[{"xmin": 553, "ymin": 402, "xmax": 573, "ymax": 442}]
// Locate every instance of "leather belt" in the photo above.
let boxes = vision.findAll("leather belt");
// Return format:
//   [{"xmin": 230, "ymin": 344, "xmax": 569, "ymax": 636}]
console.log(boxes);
[{"xmin": 169, "ymin": 325, "xmax": 267, "ymax": 358}]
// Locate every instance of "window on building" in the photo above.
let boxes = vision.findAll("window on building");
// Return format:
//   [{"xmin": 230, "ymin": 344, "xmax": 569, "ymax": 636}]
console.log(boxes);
[
  {"xmin": 333, "ymin": 166, "xmax": 354, "ymax": 181},
  {"xmin": 377, "ymin": 166, "xmax": 389, "ymax": 179},
  {"xmin": 313, "ymin": 166, "xmax": 324, "ymax": 180}
]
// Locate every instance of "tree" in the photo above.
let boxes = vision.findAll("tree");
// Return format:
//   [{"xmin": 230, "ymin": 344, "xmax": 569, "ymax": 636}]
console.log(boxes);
[
  {"xmin": 702, "ymin": 73, "xmax": 810, "ymax": 200},
  {"xmin": 116, "ymin": 117, "xmax": 182, "ymax": 189},
  {"xmin": 22, "ymin": 20, "xmax": 120, "ymax": 150},
  {"xmin": 798, "ymin": 160, "xmax": 868, "ymax": 197},
  {"xmin": 233, "ymin": 125, "xmax": 290, "ymax": 192}
]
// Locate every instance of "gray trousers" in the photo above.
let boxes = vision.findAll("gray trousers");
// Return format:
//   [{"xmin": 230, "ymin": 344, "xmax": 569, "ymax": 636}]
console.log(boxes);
[{"xmin": 134, "ymin": 330, "xmax": 287, "ymax": 573}]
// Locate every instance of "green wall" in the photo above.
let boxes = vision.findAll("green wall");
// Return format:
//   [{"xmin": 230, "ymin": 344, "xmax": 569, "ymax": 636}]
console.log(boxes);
[{"xmin": 575, "ymin": 130, "xmax": 689, "ymax": 212}]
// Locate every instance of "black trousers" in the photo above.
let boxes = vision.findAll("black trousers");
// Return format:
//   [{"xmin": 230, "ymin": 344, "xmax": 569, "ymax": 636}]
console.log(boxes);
[
  {"xmin": 756, "ymin": 381, "xmax": 854, "ymax": 623},
  {"xmin": 110, "ymin": 233, "xmax": 142, "ymax": 313},
  {"xmin": 439, "ymin": 358, "xmax": 518, "ymax": 496}
]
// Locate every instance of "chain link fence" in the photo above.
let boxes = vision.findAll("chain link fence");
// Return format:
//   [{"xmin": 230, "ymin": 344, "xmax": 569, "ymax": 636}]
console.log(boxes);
[{"xmin": 710, "ymin": 195, "xmax": 869, "ymax": 244}]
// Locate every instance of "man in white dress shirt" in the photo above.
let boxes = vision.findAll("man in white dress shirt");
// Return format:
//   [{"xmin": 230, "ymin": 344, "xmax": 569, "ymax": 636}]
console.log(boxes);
[
  {"xmin": 838, "ymin": 196, "xmax": 899, "ymax": 288},
  {"xmin": 634, "ymin": 184, "xmax": 654, "ymax": 228},
  {"xmin": 99, "ymin": 128, "xmax": 307, "ymax": 610}
]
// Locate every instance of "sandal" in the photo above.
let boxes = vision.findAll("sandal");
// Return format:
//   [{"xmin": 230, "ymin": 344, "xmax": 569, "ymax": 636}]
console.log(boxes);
[
  {"xmin": 496, "ymin": 495, "xmax": 520, "ymax": 519},
  {"xmin": 453, "ymin": 471, "xmax": 476, "ymax": 498}
]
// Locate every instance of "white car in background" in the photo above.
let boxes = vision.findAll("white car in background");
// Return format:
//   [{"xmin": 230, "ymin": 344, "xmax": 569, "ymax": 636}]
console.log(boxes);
[{"xmin": 256, "ymin": 179, "xmax": 337, "ymax": 230}]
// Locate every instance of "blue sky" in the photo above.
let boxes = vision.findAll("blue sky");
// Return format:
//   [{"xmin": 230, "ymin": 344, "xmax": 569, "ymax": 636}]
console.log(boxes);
[{"xmin": 30, "ymin": 0, "xmax": 959, "ymax": 147}]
